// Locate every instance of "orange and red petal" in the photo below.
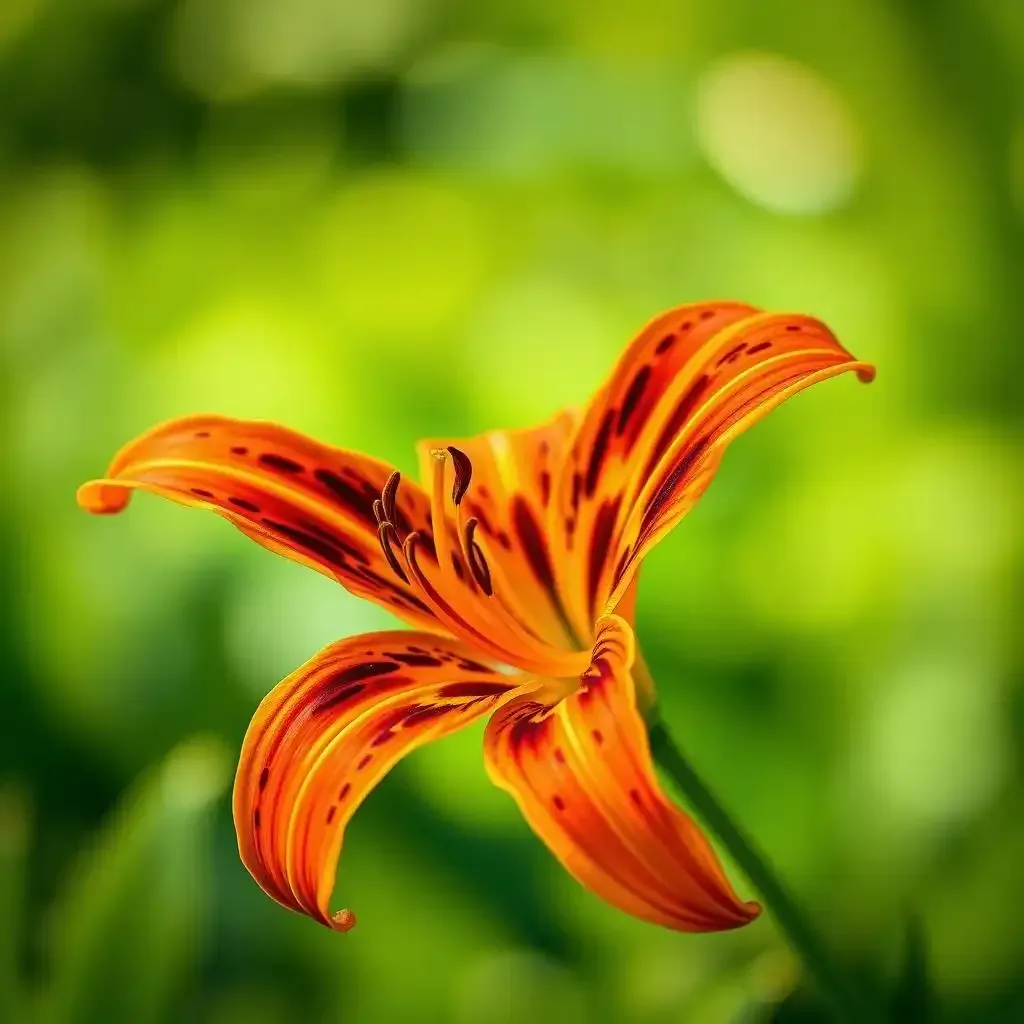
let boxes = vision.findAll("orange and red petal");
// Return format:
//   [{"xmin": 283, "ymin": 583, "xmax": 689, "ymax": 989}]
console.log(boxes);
[
  {"xmin": 77, "ymin": 415, "xmax": 442, "ymax": 630},
  {"xmin": 484, "ymin": 616, "xmax": 760, "ymax": 932},
  {"xmin": 553, "ymin": 306, "xmax": 874, "ymax": 616},
  {"xmin": 233, "ymin": 631, "xmax": 520, "ymax": 930},
  {"xmin": 416, "ymin": 410, "xmax": 585, "ymax": 651}
]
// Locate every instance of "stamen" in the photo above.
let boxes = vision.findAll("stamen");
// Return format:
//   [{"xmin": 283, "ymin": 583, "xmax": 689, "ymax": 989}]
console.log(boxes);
[
  {"xmin": 372, "ymin": 499, "xmax": 385, "ymax": 526},
  {"xmin": 463, "ymin": 518, "xmax": 493, "ymax": 596},
  {"xmin": 428, "ymin": 450, "xmax": 456, "ymax": 577},
  {"xmin": 381, "ymin": 471, "xmax": 400, "ymax": 524},
  {"xmin": 447, "ymin": 446, "xmax": 473, "ymax": 506},
  {"xmin": 377, "ymin": 522, "xmax": 409, "ymax": 583}
]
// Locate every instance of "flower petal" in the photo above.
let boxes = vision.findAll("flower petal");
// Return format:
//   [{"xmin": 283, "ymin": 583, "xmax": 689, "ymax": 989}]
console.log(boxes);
[
  {"xmin": 553, "ymin": 305, "xmax": 874, "ymax": 619},
  {"xmin": 233, "ymin": 631, "xmax": 519, "ymax": 930},
  {"xmin": 77, "ymin": 415, "xmax": 441, "ymax": 630},
  {"xmin": 416, "ymin": 410, "xmax": 584, "ymax": 651},
  {"xmin": 484, "ymin": 616, "xmax": 760, "ymax": 931}
]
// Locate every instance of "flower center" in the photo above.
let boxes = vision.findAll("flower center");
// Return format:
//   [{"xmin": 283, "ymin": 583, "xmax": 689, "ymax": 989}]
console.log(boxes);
[{"xmin": 371, "ymin": 449, "xmax": 590, "ymax": 678}]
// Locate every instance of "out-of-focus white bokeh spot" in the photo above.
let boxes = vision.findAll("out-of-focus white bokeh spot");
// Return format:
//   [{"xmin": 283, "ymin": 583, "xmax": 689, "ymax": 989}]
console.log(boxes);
[{"xmin": 696, "ymin": 52, "xmax": 862, "ymax": 215}]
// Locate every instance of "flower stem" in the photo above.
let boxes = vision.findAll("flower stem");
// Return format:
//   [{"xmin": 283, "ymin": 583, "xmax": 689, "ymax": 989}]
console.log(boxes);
[{"xmin": 647, "ymin": 714, "xmax": 872, "ymax": 1021}]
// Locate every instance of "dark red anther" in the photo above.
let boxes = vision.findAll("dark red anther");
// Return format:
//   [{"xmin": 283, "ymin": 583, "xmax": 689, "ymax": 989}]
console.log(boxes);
[{"xmin": 446, "ymin": 446, "xmax": 473, "ymax": 506}]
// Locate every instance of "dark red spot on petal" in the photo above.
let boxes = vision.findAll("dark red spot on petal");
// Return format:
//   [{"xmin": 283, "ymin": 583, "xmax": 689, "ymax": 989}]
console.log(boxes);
[
  {"xmin": 748, "ymin": 340, "xmax": 772, "ymax": 354},
  {"xmin": 229, "ymin": 496, "xmax": 260, "ymax": 513},
  {"xmin": 612, "ymin": 544, "xmax": 632, "ymax": 589},
  {"xmin": 261, "ymin": 518, "xmax": 364, "ymax": 571},
  {"xmin": 339, "ymin": 782, "xmax": 351, "ymax": 800},
  {"xmin": 587, "ymin": 497, "xmax": 621, "ymax": 617},
  {"xmin": 438, "ymin": 680, "xmax": 509, "ymax": 699},
  {"xmin": 640, "ymin": 434, "xmax": 712, "ymax": 538},
  {"xmin": 195, "ymin": 430, "xmax": 211, "ymax": 439},
  {"xmin": 326, "ymin": 805, "xmax": 336, "ymax": 824},
  {"xmin": 259, "ymin": 767, "xmax": 270, "ymax": 791},
  {"xmin": 312, "ymin": 661, "xmax": 400, "ymax": 714},
  {"xmin": 591, "ymin": 729, "xmax": 604, "ymax": 745},
  {"xmin": 554, "ymin": 747, "xmax": 565, "ymax": 764},
  {"xmin": 785, "ymin": 324, "xmax": 802, "ymax": 332},
  {"xmin": 253, "ymin": 809, "xmax": 261, "ymax": 829},
  {"xmin": 404, "ymin": 704, "xmax": 450, "ymax": 728},
  {"xmin": 512, "ymin": 497, "xmax": 556, "ymax": 592},
  {"xmin": 655, "ymin": 332, "xmax": 676, "ymax": 355},
  {"xmin": 716, "ymin": 342, "xmax": 747, "ymax": 367},
  {"xmin": 387, "ymin": 651, "xmax": 443, "ymax": 667},
  {"xmin": 357, "ymin": 754, "xmax": 372, "ymax": 771},
  {"xmin": 455, "ymin": 658, "xmax": 495, "ymax": 673},
  {"xmin": 699, "ymin": 309, "xmax": 716, "ymax": 321},
  {"xmin": 230, "ymin": 445, "xmax": 249, "ymax": 455},
  {"xmin": 315, "ymin": 469, "xmax": 378, "ymax": 527},
  {"xmin": 616, "ymin": 365, "xmax": 651, "ymax": 435},
  {"xmin": 552, "ymin": 795, "xmax": 565, "ymax": 811},
  {"xmin": 643, "ymin": 373, "xmax": 710, "ymax": 479},
  {"xmin": 584, "ymin": 410, "xmax": 615, "ymax": 498},
  {"xmin": 538, "ymin": 471, "xmax": 551, "ymax": 507},
  {"xmin": 628, "ymin": 788, "xmax": 642, "ymax": 807},
  {"xmin": 259, "ymin": 453, "xmax": 304, "ymax": 473},
  {"xmin": 190, "ymin": 488, "xmax": 215, "ymax": 498}
]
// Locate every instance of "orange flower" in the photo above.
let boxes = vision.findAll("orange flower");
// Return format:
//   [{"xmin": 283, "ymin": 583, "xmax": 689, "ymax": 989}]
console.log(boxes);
[{"xmin": 78, "ymin": 302, "xmax": 873, "ymax": 934}]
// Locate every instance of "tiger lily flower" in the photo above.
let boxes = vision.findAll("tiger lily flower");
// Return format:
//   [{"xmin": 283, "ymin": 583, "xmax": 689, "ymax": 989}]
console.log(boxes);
[{"xmin": 78, "ymin": 301, "xmax": 873, "ymax": 935}]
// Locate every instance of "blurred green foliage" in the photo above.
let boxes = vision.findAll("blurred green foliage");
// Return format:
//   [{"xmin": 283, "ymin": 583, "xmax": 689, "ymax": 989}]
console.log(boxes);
[{"xmin": 1, "ymin": 0, "xmax": 1022, "ymax": 1021}]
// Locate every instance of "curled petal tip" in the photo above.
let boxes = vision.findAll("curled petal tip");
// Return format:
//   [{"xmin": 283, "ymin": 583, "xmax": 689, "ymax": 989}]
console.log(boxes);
[
  {"xmin": 76, "ymin": 479, "xmax": 131, "ymax": 515},
  {"xmin": 330, "ymin": 908, "xmax": 357, "ymax": 933},
  {"xmin": 855, "ymin": 362, "xmax": 877, "ymax": 384}
]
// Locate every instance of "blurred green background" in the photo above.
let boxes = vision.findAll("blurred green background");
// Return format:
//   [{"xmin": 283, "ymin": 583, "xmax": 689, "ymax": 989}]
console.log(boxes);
[{"xmin": 1, "ymin": 0, "xmax": 1022, "ymax": 1021}]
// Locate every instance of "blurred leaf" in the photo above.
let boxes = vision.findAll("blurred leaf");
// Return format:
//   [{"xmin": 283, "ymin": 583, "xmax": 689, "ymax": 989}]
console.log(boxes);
[
  {"xmin": 888, "ymin": 912, "xmax": 932, "ymax": 1023},
  {"xmin": 0, "ymin": 786, "xmax": 30, "ymax": 1024},
  {"xmin": 39, "ymin": 736, "xmax": 230, "ymax": 1024}
]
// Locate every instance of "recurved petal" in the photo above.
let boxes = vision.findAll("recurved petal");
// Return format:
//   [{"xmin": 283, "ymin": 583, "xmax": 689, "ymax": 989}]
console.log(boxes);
[
  {"xmin": 77, "ymin": 415, "xmax": 440, "ymax": 630},
  {"xmin": 233, "ymin": 631, "xmax": 519, "ymax": 930},
  {"xmin": 484, "ymin": 616, "xmax": 759, "ymax": 931},
  {"xmin": 553, "ymin": 306, "xmax": 874, "ymax": 617}
]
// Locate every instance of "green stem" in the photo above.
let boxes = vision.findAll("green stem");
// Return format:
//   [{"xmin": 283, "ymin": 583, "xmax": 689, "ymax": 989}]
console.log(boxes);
[{"xmin": 647, "ymin": 715, "xmax": 872, "ymax": 1021}]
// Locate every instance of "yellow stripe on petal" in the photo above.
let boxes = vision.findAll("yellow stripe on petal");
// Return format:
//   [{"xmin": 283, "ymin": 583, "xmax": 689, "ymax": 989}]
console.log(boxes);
[
  {"xmin": 233, "ymin": 631, "xmax": 520, "ymax": 929},
  {"xmin": 77, "ymin": 415, "xmax": 444, "ymax": 630},
  {"xmin": 484, "ymin": 616, "xmax": 760, "ymax": 932}
]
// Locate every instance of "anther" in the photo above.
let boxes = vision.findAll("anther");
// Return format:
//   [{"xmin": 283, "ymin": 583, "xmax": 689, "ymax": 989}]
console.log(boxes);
[
  {"xmin": 381, "ymin": 471, "xmax": 400, "ymax": 524},
  {"xmin": 447, "ymin": 446, "xmax": 473, "ymax": 506},
  {"xmin": 377, "ymin": 523, "xmax": 409, "ymax": 583},
  {"xmin": 463, "ymin": 518, "xmax": 493, "ymax": 596}
]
